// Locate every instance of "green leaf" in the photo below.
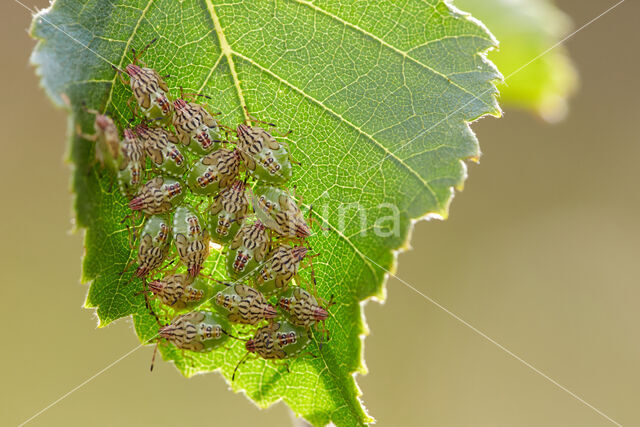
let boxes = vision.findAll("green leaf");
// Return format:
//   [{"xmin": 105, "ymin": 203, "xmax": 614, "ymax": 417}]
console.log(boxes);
[
  {"xmin": 454, "ymin": 0, "xmax": 578, "ymax": 121},
  {"xmin": 30, "ymin": 1, "xmax": 500, "ymax": 425}
]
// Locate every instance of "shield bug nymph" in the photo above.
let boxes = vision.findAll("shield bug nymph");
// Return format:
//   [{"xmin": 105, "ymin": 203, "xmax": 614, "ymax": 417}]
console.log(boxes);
[
  {"xmin": 252, "ymin": 185, "xmax": 311, "ymax": 239},
  {"xmin": 232, "ymin": 320, "xmax": 312, "ymax": 380},
  {"xmin": 226, "ymin": 220, "xmax": 270, "ymax": 280},
  {"xmin": 76, "ymin": 108, "xmax": 120, "ymax": 171},
  {"xmin": 135, "ymin": 124, "xmax": 187, "ymax": 178},
  {"xmin": 157, "ymin": 311, "xmax": 231, "ymax": 353},
  {"xmin": 211, "ymin": 281, "xmax": 278, "ymax": 325},
  {"xmin": 173, "ymin": 204, "xmax": 210, "ymax": 277},
  {"xmin": 186, "ymin": 148, "xmax": 240, "ymax": 195},
  {"xmin": 135, "ymin": 214, "xmax": 172, "ymax": 278},
  {"xmin": 115, "ymin": 38, "xmax": 172, "ymax": 122},
  {"xmin": 278, "ymin": 286, "xmax": 333, "ymax": 340},
  {"xmin": 128, "ymin": 176, "xmax": 186, "ymax": 215},
  {"xmin": 172, "ymin": 93, "xmax": 222, "ymax": 155},
  {"xmin": 117, "ymin": 128, "xmax": 146, "ymax": 197},
  {"xmin": 148, "ymin": 274, "xmax": 212, "ymax": 311},
  {"xmin": 235, "ymin": 124, "xmax": 293, "ymax": 185},
  {"xmin": 208, "ymin": 179, "xmax": 250, "ymax": 244},
  {"xmin": 255, "ymin": 245, "xmax": 310, "ymax": 296}
]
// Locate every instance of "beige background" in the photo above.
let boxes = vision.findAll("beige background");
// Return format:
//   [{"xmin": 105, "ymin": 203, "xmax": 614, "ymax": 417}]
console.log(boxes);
[{"xmin": 2, "ymin": 1, "xmax": 638, "ymax": 425}]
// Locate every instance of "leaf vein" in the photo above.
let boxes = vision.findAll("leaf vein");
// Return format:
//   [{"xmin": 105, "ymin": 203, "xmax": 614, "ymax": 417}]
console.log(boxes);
[
  {"xmin": 290, "ymin": 0, "xmax": 494, "ymax": 111},
  {"xmin": 197, "ymin": 51, "xmax": 224, "ymax": 93},
  {"xmin": 204, "ymin": 0, "xmax": 250, "ymax": 124},
  {"xmin": 102, "ymin": 0, "xmax": 155, "ymax": 114},
  {"xmin": 301, "ymin": 204, "xmax": 378, "ymax": 281}
]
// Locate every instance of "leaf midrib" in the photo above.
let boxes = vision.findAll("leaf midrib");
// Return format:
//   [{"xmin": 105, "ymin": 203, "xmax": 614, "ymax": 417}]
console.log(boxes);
[{"xmin": 205, "ymin": 0, "xmax": 251, "ymax": 124}]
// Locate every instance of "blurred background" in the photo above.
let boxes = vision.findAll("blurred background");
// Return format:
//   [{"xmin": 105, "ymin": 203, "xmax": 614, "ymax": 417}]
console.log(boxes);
[{"xmin": 1, "ymin": 0, "xmax": 638, "ymax": 425}]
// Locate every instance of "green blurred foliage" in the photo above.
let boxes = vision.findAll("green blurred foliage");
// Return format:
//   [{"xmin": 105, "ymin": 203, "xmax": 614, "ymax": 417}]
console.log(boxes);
[{"xmin": 455, "ymin": 0, "xmax": 578, "ymax": 121}]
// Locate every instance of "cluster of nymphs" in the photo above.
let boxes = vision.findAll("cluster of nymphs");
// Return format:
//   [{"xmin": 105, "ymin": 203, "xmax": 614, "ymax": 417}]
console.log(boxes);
[{"xmin": 76, "ymin": 40, "xmax": 332, "ymax": 377}]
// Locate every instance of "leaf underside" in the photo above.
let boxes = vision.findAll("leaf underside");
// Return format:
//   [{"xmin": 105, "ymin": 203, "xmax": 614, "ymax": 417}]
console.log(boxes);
[{"xmin": 31, "ymin": 1, "xmax": 500, "ymax": 425}]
